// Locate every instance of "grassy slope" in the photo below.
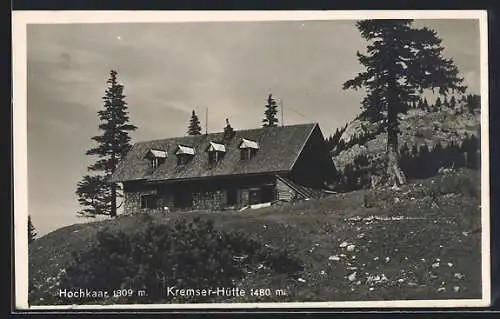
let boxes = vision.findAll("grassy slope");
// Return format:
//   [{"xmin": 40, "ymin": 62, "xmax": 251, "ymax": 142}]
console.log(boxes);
[{"xmin": 29, "ymin": 169, "xmax": 482, "ymax": 305}]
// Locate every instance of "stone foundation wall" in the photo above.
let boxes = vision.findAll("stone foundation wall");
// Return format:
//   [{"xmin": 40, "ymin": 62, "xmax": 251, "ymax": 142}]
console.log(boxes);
[
  {"xmin": 123, "ymin": 188, "xmax": 174, "ymax": 215},
  {"xmin": 192, "ymin": 190, "xmax": 228, "ymax": 211}
]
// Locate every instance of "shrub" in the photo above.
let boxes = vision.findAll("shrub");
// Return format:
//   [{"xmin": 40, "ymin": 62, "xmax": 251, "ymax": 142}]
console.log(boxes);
[
  {"xmin": 438, "ymin": 173, "xmax": 480, "ymax": 198},
  {"xmin": 58, "ymin": 217, "xmax": 303, "ymax": 304},
  {"xmin": 417, "ymin": 171, "xmax": 480, "ymax": 200}
]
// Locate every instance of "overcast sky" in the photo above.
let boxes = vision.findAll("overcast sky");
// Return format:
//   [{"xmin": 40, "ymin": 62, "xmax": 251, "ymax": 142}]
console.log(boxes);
[{"xmin": 26, "ymin": 19, "xmax": 480, "ymax": 236}]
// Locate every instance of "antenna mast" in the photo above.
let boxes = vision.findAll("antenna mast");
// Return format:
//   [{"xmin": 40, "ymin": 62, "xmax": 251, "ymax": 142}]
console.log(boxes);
[
  {"xmin": 280, "ymin": 98, "xmax": 284, "ymax": 127},
  {"xmin": 205, "ymin": 107, "xmax": 208, "ymax": 135}
]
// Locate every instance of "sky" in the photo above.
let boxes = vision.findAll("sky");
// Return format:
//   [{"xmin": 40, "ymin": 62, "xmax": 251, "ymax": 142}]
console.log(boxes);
[{"xmin": 25, "ymin": 18, "xmax": 481, "ymax": 236}]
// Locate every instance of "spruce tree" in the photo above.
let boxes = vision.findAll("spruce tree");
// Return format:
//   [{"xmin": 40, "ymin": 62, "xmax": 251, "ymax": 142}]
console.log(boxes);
[
  {"xmin": 449, "ymin": 96, "xmax": 457, "ymax": 108},
  {"xmin": 423, "ymin": 97, "xmax": 430, "ymax": 111},
  {"xmin": 262, "ymin": 93, "xmax": 279, "ymax": 127},
  {"xmin": 76, "ymin": 70, "xmax": 137, "ymax": 217},
  {"xmin": 465, "ymin": 93, "xmax": 481, "ymax": 113},
  {"xmin": 417, "ymin": 97, "xmax": 424, "ymax": 110},
  {"xmin": 28, "ymin": 215, "xmax": 37, "ymax": 244},
  {"xmin": 188, "ymin": 110, "xmax": 202, "ymax": 135},
  {"xmin": 435, "ymin": 97, "xmax": 442, "ymax": 109},
  {"xmin": 442, "ymin": 96, "xmax": 449, "ymax": 108},
  {"xmin": 343, "ymin": 20, "xmax": 466, "ymax": 186}
]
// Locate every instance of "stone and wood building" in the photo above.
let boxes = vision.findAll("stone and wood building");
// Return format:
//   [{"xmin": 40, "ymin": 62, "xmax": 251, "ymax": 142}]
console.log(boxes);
[{"xmin": 110, "ymin": 123, "xmax": 337, "ymax": 214}]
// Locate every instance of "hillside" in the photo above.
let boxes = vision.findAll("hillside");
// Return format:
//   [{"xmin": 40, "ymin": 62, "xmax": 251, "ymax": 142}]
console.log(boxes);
[
  {"xmin": 29, "ymin": 168, "xmax": 482, "ymax": 305},
  {"xmin": 332, "ymin": 102, "xmax": 480, "ymax": 175}
]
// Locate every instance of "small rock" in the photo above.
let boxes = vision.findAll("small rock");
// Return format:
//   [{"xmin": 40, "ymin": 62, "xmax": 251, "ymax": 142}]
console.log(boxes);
[
  {"xmin": 369, "ymin": 287, "xmax": 374, "ymax": 291},
  {"xmin": 347, "ymin": 272, "xmax": 357, "ymax": 281},
  {"xmin": 448, "ymin": 263, "xmax": 453, "ymax": 267},
  {"xmin": 454, "ymin": 273, "xmax": 465, "ymax": 279},
  {"xmin": 346, "ymin": 244, "xmax": 356, "ymax": 252},
  {"xmin": 385, "ymin": 257, "xmax": 390, "ymax": 263},
  {"xmin": 374, "ymin": 257, "xmax": 379, "ymax": 261},
  {"xmin": 437, "ymin": 287, "xmax": 446, "ymax": 292},
  {"xmin": 432, "ymin": 262, "xmax": 440, "ymax": 268},
  {"xmin": 297, "ymin": 278, "xmax": 306, "ymax": 283},
  {"xmin": 328, "ymin": 255, "xmax": 340, "ymax": 261},
  {"xmin": 453, "ymin": 286, "xmax": 460, "ymax": 292},
  {"xmin": 339, "ymin": 242, "xmax": 349, "ymax": 248},
  {"xmin": 320, "ymin": 270, "xmax": 326, "ymax": 276}
]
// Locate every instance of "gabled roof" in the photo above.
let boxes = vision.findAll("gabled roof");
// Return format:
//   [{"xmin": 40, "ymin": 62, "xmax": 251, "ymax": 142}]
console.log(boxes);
[
  {"xmin": 146, "ymin": 149, "xmax": 167, "ymax": 158},
  {"xmin": 110, "ymin": 123, "xmax": 319, "ymax": 183},
  {"xmin": 206, "ymin": 141, "xmax": 226, "ymax": 153},
  {"xmin": 175, "ymin": 145, "xmax": 195, "ymax": 156},
  {"xmin": 239, "ymin": 138, "xmax": 259, "ymax": 149}
]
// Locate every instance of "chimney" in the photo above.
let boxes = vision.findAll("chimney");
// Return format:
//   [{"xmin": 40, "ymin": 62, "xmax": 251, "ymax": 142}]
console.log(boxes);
[{"xmin": 223, "ymin": 118, "xmax": 235, "ymax": 141}]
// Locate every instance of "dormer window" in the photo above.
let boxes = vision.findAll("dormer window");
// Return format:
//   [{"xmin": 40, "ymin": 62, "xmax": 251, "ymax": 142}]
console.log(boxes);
[
  {"xmin": 239, "ymin": 138, "xmax": 259, "ymax": 160},
  {"xmin": 206, "ymin": 141, "xmax": 226, "ymax": 164},
  {"xmin": 175, "ymin": 144, "xmax": 195, "ymax": 165},
  {"xmin": 146, "ymin": 149, "xmax": 167, "ymax": 169}
]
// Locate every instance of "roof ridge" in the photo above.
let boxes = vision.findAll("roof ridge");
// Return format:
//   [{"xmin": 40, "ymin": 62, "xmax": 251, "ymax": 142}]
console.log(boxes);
[{"xmin": 134, "ymin": 122, "xmax": 316, "ymax": 145}]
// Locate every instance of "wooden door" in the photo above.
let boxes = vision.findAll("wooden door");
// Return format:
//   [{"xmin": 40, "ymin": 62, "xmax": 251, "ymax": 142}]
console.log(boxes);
[
  {"xmin": 249, "ymin": 188, "xmax": 260, "ymax": 205},
  {"xmin": 239, "ymin": 189, "xmax": 249, "ymax": 207}
]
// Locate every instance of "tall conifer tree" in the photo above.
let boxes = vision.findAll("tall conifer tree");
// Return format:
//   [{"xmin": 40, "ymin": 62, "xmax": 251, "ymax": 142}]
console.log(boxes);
[
  {"xmin": 188, "ymin": 110, "xmax": 202, "ymax": 135},
  {"xmin": 28, "ymin": 215, "xmax": 37, "ymax": 244},
  {"xmin": 262, "ymin": 94, "xmax": 279, "ymax": 127},
  {"xmin": 343, "ymin": 20, "xmax": 466, "ymax": 185},
  {"xmin": 76, "ymin": 70, "xmax": 137, "ymax": 217}
]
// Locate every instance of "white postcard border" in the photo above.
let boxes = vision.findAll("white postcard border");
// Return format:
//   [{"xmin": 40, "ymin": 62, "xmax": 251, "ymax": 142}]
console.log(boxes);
[{"xmin": 12, "ymin": 10, "xmax": 490, "ymax": 310}]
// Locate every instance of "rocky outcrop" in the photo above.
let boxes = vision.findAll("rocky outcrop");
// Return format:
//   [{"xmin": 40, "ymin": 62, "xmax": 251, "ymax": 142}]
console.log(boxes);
[{"xmin": 332, "ymin": 103, "xmax": 480, "ymax": 175}]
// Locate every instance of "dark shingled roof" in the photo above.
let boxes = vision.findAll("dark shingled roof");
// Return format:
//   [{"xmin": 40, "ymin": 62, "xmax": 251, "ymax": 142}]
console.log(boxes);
[{"xmin": 110, "ymin": 123, "xmax": 318, "ymax": 183}]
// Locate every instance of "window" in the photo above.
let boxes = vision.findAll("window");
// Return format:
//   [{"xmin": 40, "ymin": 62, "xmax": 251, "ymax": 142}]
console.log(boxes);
[
  {"xmin": 140, "ymin": 194, "xmax": 157, "ymax": 209},
  {"xmin": 206, "ymin": 141, "xmax": 226, "ymax": 164},
  {"xmin": 240, "ymin": 148, "xmax": 257, "ymax": 160},
  {"xmin": 208, "ymin": 150, "xmax": 224, "ymax": 164},
  {"xmin": 151, "ymin": 157, "xmax": 166, "ymax": 169},
  {"xmin": 175, "ymin": 145, "xmax": 195, "ymax": 165},
  {"xmin": 239, "ymin": 138, "xmax": 259, "ymax": 160},
  {"xmin": 146, "ymin": 149, "xmax": 167, "ymax": 169},
  {"xmin": 177, "ymin": 154, "xmax": 191, "ymax": 165}
]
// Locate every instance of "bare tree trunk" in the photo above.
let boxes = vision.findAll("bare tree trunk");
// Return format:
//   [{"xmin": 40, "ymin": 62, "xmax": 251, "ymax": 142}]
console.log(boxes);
[
  {"xmin": 386, "ymin": 71, "xmax": 407, "ymax": 187},
  {"xmin": 110, "ymin": 152, "xmax": 117, "ymax": 217},
  {"xmin": 386, "ymin": 99, "xmax": 407, "ymax": 187},
  {"xmin": 110, "ymin": 183, "xmax": 117, "ymax": 217}
]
